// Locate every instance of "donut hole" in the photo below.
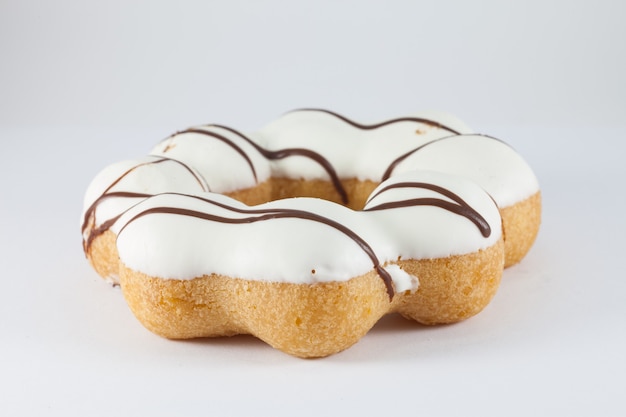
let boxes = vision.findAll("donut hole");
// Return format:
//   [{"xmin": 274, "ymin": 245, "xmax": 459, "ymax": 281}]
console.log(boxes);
[{"xmin": 225, "ymin": 178, "xmax": 380, "ymax": 211}]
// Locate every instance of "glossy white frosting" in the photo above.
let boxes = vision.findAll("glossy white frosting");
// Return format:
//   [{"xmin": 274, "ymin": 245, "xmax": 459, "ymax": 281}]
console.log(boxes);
[
  {"xmin": 150, "ymin": 126, "xmax": 271, "ymax": 194},
  {"xmin": 81, "ymin": 156, "xmax": 209, "ymax": 245},
  {"xmin": 252, "ymin": 110, "xmax": 471, "ymax": 181},
  {"xmin": 252, "ymin": 109, "xmax": 538, "ymax": 208},
  {"xmin": 115, "ymin": 171, "xmax": 501, "ymax": 293},
  {"xmin": 388, "ymin": 134, "xmax": 539, "ymax": 208},
  {"xmin": 82, "ymin": 109, "xmax": 533, "ymax": 290}
]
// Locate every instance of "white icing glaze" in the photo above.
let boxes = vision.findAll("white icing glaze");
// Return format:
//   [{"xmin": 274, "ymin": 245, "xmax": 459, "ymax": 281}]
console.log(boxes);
[
  {"xmin": 150, "ymin": 126, "xmax": 271, "ymax": 194},
  {"xmin": 82, "ymin": 156, "xmax": 209, "ymax": 242},
  {"xmin": 389, "ymin": 134, "xmax": 540, "ymax": 208},
  {"xmin": 254, "ymin": 110, "xmax": 539, "ymax": 207},
  {"xmin": 83, "ymin": 110, "xmax": 537, "ymax": 231},
  {"xmin": 363, "ymin": 171, "xmax": 502, "ymax": 259},
  {"xmin": 252, "ymin": 109, "xmax": 473, "ymax": 182},
  {"xmin": 114, "ymin": 170, "xmax": 501, "ymax": 293},
  {"xmin": 81, "ymin": 109, "xmax": 534, "ymax": 292}
]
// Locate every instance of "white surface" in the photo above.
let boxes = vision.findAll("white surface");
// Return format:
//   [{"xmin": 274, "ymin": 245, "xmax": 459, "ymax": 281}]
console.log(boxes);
[{"xmin": 1, "ymin": 1, "xmax": 626, "ymax": 416}]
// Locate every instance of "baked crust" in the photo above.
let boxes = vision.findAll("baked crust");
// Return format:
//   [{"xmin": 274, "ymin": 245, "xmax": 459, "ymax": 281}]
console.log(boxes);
[
  {"xmin": 393, "ymin": 240, "xmax": 504, "ymax": 324},
  {"xmin": 501, "ymin": 191, "xmax": 541, "ymax": 267},
  {"xmin": 117, "ymin": 240, "xmax": 503, "ymax": 358},
  {"xmin": 86, "ymin": 229, "xmax": 119, "ymax": 284}
]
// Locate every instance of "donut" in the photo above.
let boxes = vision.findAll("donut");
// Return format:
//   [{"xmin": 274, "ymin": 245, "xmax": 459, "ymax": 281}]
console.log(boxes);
[{"xmin": 81, "ymin": 109, "xmax": 540, "ymax": 357}]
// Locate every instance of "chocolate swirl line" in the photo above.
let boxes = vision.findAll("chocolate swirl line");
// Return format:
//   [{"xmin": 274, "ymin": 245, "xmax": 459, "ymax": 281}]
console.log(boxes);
[
  {"xmin": 171, "ymin": 128, "xmax": 260, "ymax": 183},
  {"xmin": 364, "ymin": 182, "xmax": 491, "ymax": 238},
  {"xmin": 84, "ymin": 116, "xmax": 496, "ymax": 286},
  {"xmin": 188, "ymin": 124, "xmax": 349, "ymax": 204},
  {"xmin": 83, "ymin": 192, "xmax": 153, "ymax": 252},
  {"xmin": 381, "ymin": 133, "xmax": 507, "ymax": 181},
  {"xmin": 117, "ymin": 192, "xmax": 395, "ymax": 299},
  {"xmin": 212, "ymin": 125, "xmax": 346, "ymax": 196},
  {"xmin": 82, "ymin": 157, "xmax": 208, "ymax": 253},
  {"xmin": 116, "ymin": 178, "xmax": 493, "ymax": 299},
  {"xmin": 154, "ymin": 110, "xmax": 466, "ymax": 205},
  {"xmin": 290, "ymin": 108, "xmax": 462, "ymax": 135}
]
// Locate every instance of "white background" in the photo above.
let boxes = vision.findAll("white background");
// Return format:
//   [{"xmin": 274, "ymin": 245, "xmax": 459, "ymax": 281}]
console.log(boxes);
[{"xmin": 1, "ymin": 1, "xmax": 625, "ymax": 416}]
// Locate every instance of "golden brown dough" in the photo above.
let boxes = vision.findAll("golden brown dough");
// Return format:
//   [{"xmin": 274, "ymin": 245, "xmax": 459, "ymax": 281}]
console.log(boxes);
[
  {"xmin": 501, "ymin": 192, "xmax": 542, "ymax": 267},
  {"xmin": 119, "ymin": 239, "xmax": 503, "ymax": 358}
]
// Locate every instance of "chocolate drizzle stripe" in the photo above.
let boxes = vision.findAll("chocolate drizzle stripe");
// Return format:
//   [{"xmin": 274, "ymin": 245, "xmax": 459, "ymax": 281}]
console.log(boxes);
[
  {"xmin": 381, "ymin": 133, "xmax": 508, "ymax": 181},
  {"xmin": 364, "ymin": 181, "xmax": 491, "ymax": 238},
  {"xmin": 207, "ymin": 124, "xmax": 349, "ymax": 204},
  {"xmin": 174, "ymin": 129, "xmax": 259, "ymax": 183},
  {"xmin": 82, "ymin": 157, "xmax": 208, "ymax": 253},
  {"xmin": 291, "ymin": 108, "xmax": 461, "ymax": 135},
  {"xmin": 165, "ymin": 125, "xmax": 349, "ymax": 204},
  {"xmin": 163, "ymin": 156, "xmax": 211, "ymax": 193},
  {"xmin": 82, "ymin": 158, "xmax": 167, "ymax": 235},
  {"xmin": 82, "ymin": 192, "xmax": 153, "ymax": 252},
  {"xmin": 117, "ymin": 193, "xmax": 395, "ymax": 299},
  {"xmin": 84, "ymin": 116, "xmax": 500, "ymax": 291}
]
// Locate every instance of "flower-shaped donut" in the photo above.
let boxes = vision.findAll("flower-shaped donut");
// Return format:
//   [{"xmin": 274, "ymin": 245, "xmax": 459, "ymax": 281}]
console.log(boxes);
[{"xmin": 82, "ymin": 109, "xmax": 540, "ymax": 357}]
